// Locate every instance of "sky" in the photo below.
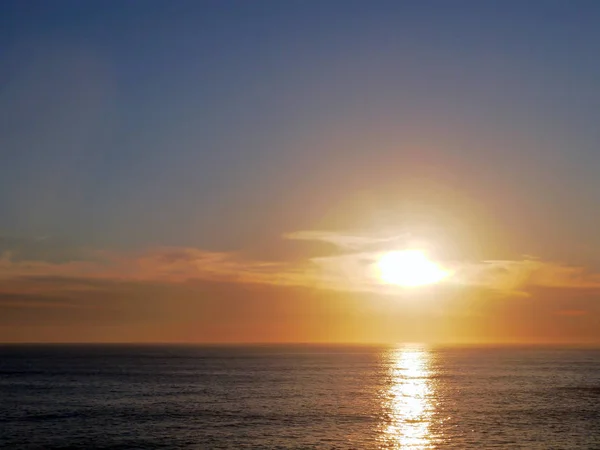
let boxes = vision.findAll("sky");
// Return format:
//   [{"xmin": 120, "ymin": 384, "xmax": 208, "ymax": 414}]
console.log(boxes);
[{"xmin": 2, "ymin": 0, "xmax": 600, "ymax": 343}]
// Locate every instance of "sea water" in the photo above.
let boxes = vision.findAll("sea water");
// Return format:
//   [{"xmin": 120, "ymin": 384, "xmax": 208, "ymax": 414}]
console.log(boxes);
[{"xmin": 1, "ymin": 345, "xmax": 599, "ymax": 449}]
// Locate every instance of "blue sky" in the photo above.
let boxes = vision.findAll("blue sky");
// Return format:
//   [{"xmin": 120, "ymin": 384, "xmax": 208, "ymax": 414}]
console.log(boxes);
[
  {"xmin": 1, "ymin": 1, "xmax": 599, "ymax": 256},
  {"xmin": 2, "ymin": 1, "xmax": 600, "ymax": 342}
]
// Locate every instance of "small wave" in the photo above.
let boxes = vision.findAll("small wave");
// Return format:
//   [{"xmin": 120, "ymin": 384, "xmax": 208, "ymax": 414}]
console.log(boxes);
[{"xmin": 558, "ymin": 386, "xmax": 600, "ymax": 395}]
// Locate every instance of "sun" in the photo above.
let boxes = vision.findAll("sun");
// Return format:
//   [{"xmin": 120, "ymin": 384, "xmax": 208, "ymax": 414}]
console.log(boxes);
[{"xmin": 376, "ymin": 249, "xmax": 449, "ymax": 287}]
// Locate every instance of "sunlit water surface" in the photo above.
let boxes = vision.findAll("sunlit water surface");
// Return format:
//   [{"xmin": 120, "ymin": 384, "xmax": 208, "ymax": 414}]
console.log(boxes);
[
  {"xmin": 2, "ymin": 345, "xmax": 600, "ymax": 449},
  {"xmin": 380, "ymin": 346, "xmax": 435, "ymax": 449}
]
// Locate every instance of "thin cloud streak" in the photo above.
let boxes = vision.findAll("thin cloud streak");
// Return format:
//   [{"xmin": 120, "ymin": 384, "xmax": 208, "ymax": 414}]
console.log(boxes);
[
  {"xmin": 2, "ymin": 236, "xmax": 600, "ymax": 299},
  {"xmin": 283, "ymin": 230, "xmax": 410, "ymax": 250}
]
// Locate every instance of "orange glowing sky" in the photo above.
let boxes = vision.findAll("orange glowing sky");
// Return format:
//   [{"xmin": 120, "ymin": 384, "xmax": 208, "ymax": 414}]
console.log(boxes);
[{"xmin": 2, "ymin": 2, "xmax": 600, "ymax": 344}]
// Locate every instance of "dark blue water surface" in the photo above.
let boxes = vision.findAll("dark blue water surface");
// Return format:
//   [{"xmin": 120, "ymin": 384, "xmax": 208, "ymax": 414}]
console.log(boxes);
[{"xmin": 1, "ymin": 345, "xmax": 600, "ymax": 449}]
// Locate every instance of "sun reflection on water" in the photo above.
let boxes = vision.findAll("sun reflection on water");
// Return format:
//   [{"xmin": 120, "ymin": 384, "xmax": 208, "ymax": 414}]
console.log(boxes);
[{"xmin": 380, "ymin": 346, "xmax": 435, "ymax": 449}]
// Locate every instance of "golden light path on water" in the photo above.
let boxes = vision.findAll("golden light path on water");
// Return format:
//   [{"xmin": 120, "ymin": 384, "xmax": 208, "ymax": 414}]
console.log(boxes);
[{"xmin": 380, "ymin": 346, "xmax": 436, "ymax": 449}]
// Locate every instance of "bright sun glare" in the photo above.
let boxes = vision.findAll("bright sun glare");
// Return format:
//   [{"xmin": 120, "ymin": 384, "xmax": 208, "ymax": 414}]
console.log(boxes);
[{"xmin": 377, "ymin": 250, "xmax": 448, "ymax": 287}]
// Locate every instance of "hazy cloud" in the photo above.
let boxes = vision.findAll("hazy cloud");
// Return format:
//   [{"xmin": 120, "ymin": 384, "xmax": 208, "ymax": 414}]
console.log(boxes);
[
  {"xmin": 1, "ymin": 237, "xmax": 600, "ymax": 343},
  {"xmin": 284, "ymin": 230, "xmax": 410, "ymax": 250},
  {"xmin": 1, "ymin": 234, "xmax": 600, "ymax": 302},
  {"xmin": 451, "ymin": 259, "xmax": 600, "ymax": 293}
]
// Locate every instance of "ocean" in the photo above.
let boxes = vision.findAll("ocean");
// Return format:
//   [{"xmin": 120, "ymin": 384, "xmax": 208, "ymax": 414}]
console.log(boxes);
[{"xmin": 1, "ymin": 344, "xmax": 599, "ymax": 449}]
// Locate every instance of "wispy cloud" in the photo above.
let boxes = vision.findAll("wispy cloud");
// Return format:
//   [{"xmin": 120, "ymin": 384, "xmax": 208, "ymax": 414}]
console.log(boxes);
[
  {"xmin": 1, "ymin": 232, "xmax": 600, "ymax": 343},
  {"xmin": 451, "ymin": 259, "xmax": 600, "ymax": 293},
  {"xmin": 0, "ymin": 293, "xmax": 98, "ymax": 310},
  {"xmin": 283, "ymin": 230, "xmax": 410, "ymax": 250},
  {"xmin": 0, "ymin": 247, "xmax": 314, "ymax": 296},
  {"xmin": 1, "ymin": 232, "xmax": 600, "ymax": 300}
]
